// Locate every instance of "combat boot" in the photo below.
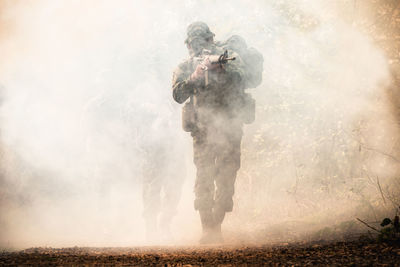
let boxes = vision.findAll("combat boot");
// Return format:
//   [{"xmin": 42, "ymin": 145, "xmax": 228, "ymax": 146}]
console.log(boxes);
[
  {"xmin": 199, "ymin": 209, "xmax": 226, "ymax": 244},
  {"xmin": 199, "ymin": 224, "xmax": 224, "ymax": 244},
  {"xmin": 211, "ymin": 207, "xmax": 225, "ymax": 243},
  {"xmin": 199, "ymin": 209, "xmax": 217, "ymax": 244}
]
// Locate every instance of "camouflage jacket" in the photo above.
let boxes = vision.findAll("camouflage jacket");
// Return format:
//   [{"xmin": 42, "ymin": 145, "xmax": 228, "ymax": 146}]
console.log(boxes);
[{"xmin": 172, "ymin": 45, "xmax": 247, "ymax": 116}]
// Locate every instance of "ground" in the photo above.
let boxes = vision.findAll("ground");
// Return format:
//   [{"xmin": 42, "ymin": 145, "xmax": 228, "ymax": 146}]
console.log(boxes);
[{"xmin": 1, "ymin": 240, "xmax": 399, "ymax": 266}]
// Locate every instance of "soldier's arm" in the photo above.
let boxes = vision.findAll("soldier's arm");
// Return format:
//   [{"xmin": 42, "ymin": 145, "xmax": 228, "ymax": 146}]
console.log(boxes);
[{"xmin": 172, "ymin": 61, "xmax": 197, "ymax": 104}]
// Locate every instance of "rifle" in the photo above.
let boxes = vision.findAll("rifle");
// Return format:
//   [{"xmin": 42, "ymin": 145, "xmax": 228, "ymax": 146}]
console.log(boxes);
[
  {"xmin": 183, "ymin": 50, "xmax": 236, "ymax": 132},
  {"xmin": 195, "ymin": 49, "xmax": 236, "ymax": 86}
]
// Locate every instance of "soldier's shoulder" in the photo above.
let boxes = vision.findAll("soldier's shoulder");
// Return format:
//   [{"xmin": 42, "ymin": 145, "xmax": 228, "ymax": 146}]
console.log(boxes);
[{"xmin": 174, "ymin": 58, "xmax": 192, "ymax": 72}]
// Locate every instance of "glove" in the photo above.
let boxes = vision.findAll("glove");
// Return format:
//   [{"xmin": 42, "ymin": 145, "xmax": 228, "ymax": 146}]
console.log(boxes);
[
  {"xmin": 190, "ymin": 56, "xmax": 223, "ymax": 82},
  {"xmin": 190, "ymin": 62, "xmax": 207, "ymax": 82},
  {"xmin": 203, "ymin": 55, "xmax": 222, "ymax": 70}
]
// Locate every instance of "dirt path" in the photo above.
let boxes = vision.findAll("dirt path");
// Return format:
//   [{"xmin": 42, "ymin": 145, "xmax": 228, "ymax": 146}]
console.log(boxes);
[{"xmin": 1, "ymin": 241, "xmax": 399, "ymax": 266}]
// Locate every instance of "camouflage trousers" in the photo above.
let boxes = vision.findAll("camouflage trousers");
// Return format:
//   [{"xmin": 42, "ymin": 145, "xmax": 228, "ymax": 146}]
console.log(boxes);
[{"xmin": 192, "ymin": 125, "xmax": 242, "ymax": 213}]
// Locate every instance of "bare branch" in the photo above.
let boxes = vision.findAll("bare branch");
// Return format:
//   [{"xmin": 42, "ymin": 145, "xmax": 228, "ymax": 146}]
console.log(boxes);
[
  {"xmin": 376, "ymin": 176, "xmax": 386, "ymax": 205},
  {"xmin": 359, "ymin": 143, "xmax": 400, "ymax": 163},
  {"xmin": 356, "ymin": 218, "xmax": 380, "ymax": 233}
]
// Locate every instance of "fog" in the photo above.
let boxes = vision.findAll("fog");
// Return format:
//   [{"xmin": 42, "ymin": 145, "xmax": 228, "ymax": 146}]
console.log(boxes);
[{"xmin": 0, "ymin": 0, "xmax": 398, "ymax": 248}]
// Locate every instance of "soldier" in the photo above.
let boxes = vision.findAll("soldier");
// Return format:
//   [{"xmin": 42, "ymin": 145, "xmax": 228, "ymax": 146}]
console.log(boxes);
[
  {"xmin": 139, "ymin": 100, "xmax": 185, "ymax": 243},
  {"xmin": 172, "ymin": 22, "xmax": 253, "ymax": 243},
  {"xmin": 126, "ymin": 83, "xmax": 186, "ymax": 243}
]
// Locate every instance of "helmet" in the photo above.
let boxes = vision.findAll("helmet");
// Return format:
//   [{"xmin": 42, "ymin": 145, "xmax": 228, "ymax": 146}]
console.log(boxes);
[{"xmin": 185, "ymin": 21, "xmax": 215, "ymax": 44}]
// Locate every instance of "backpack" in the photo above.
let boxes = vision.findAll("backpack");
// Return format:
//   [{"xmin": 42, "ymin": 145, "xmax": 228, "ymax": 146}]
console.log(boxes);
[{"xmin": 220, "ymin": 35, "xmax": 264, "ymax": 88}]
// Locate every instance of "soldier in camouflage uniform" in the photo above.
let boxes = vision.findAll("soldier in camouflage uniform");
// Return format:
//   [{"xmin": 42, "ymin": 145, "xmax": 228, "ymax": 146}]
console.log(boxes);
[
  {"xmin": 172, "ymin": 22, "xmax": 249, "ymax": 243},
  {"xmin": 129, "ymin": 87, "xmax": 185, "ymax": 243}
]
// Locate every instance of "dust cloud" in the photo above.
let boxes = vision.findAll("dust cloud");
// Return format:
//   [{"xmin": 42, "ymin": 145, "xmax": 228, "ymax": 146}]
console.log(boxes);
[{"xmin": 0, "ymin": 0, "xmax": 397, "ymax": 248}]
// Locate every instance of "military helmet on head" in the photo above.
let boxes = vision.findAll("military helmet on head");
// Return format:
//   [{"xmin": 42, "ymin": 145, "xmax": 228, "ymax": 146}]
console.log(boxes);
[{"xmin": 185, "ymin": 21, "xmax": 215, "ymax": 44}]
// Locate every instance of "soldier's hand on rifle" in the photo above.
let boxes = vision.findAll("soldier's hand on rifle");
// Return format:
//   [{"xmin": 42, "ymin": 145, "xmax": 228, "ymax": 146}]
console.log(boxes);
[
  {"xmin": 190, "ymin": 52, "xmax": 232, "ymax": 82},
  {"xmin": 190, "ymin": 62, "xmax": 207, "ymax": 81},
  {"xmin": 203, "ymin": 55, "xmax": 221, "ymax": 70}
]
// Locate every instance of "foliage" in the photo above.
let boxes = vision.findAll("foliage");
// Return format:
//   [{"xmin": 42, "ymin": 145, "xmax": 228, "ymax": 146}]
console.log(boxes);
[{"xmin": 378, "ymin": 213, "xmax": 400, "ymax": 242}]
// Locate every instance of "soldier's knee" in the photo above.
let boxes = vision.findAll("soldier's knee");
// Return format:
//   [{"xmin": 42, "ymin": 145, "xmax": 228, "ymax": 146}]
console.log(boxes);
[
  {"xmin": 216, "ymin": 166, "xmax": 239, "ymax": 187},
  {"xmin": 217, "ymin": 152, "xmax": 241, "ymax": 172},
  {"xmin": 193, "ymin": 152, "xmax": 215, "ymax": 169}
]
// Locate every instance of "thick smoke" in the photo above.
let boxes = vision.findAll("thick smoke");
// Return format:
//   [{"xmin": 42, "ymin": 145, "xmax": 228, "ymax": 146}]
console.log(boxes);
[{"xmin": 0, "ymin": 0, "xmax": 396, "ymax": 248}]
